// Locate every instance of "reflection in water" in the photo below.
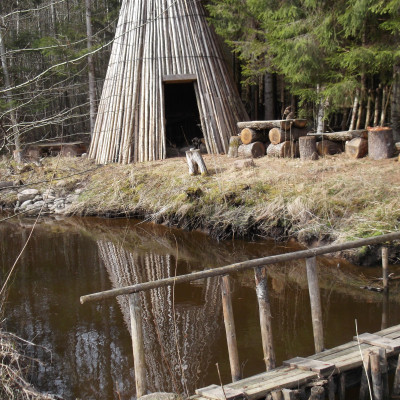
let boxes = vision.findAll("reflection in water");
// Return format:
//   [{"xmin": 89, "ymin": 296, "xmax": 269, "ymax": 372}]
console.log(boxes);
[
  {"xmin": 98, "ymin": 240, "xmax": 222, "ymax": 394},
  {"xmin": 1, "ymin": 216, "xmax": 400, "ymax": 399}
]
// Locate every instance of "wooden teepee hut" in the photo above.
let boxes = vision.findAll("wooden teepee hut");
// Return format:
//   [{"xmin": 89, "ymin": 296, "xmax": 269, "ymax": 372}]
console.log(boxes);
[{"xmin": 89, "ymin": 0, "xmax": 248, "ymax": 163}]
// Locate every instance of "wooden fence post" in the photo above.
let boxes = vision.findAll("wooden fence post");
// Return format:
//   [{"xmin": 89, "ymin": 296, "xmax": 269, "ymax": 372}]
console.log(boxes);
[
  {"xmin": 370, "ymin": 351, "xmax": 383, "ymax": 400},
  {"xmin": 392, "ymin": 353, "xmax": 400, "ymax": 397},
  {"xmin": 382, "ymin": 247, "xmax": 389, "ymax": 292},
  {"xmin": 129, "ymin": 293, "xmax": 147, "ymax": 398},
  {"xmin": 221, "ymin": 275, "xmax": 241, "ymax": 382},
  {"xmin": 255, "ymin": 266, "xmax": 276, "ymax": 371},
  {"xmin": 359, "ymin": 350, "xmax": 372, "ymax": 400},
  {"xmin": 306, "ymin": 257, "xmax": 324, "ymax": 353}
]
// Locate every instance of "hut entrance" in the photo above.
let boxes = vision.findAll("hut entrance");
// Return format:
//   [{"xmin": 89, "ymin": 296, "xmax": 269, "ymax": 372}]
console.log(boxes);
[{"xmin": 163, "ymin": 79, "xmax": 202, "ymax": 154}]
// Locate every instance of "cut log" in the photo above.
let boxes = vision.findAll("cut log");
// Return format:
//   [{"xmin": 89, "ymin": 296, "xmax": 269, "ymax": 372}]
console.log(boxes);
[
  {"xmin": 240, "ymin": 128, "xmax": 268, "ymax": 145},
  {"xmin": 308, "ymin": 130, "xmax": 368, "ymax": 142},
  {"xmin": 345, "ymin": 137, "xmax": 368, "ymax": 159},
  {"xmin": 395, "ymin": 142, "xmax": 400, "ymax": 153},
  {"xmin": 299, "ymin": 136, "xmax": 319, "ymax": 160},
  {"xmin": 227, "ymin": 136, "xmax": 242, "ymax": 158},
  {"xmin": 266, "ymin": 141, "xmax": 298, "ymax": 158},
  {"xmin": 238, "ymin": 142, "xmax": 266, "ymax": 158},
  {"xmin": 237, "ymin": 119, "xmax": 307, "ymax": 132},
  {"xmin": 316, "ymin": 140, "xmax": 343, "ymax": 156},
  {"xmin": 269, "ymin": 127, "xmax": 307, "ymax": 145},
  {"xmin": 368, "ymin": 127, "xmax": 395, "ymax": 160},
  {"xmin": 185, "ymin": 148, "xmax": 208, "ymax": 175}
]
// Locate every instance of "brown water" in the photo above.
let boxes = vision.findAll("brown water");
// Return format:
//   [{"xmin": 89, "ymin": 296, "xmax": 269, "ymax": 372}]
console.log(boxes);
[{"xmin": 1, "ymin": 216, "xmax": 400, "ymax": 399}]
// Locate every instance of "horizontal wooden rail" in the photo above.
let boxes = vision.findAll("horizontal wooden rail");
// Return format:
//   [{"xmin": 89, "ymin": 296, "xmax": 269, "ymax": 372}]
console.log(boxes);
[{"xmin": 80, "ymin": 231, "xmax": 400, "ymax": 304}]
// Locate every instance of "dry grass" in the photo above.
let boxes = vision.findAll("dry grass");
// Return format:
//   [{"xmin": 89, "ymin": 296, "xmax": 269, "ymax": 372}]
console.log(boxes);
[
  {"xmin": 0, "ymin": 329, "xmax": 58, "ymax": 400},
  {"xmin": 1, "ymin": 153, "xmax": 399, "ymax": 261}
]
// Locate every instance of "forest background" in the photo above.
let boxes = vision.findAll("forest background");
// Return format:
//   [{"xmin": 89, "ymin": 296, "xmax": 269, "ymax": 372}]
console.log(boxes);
[{"xmin": 0, "ymin": 0, "xmax": 399, "ymax": 159}]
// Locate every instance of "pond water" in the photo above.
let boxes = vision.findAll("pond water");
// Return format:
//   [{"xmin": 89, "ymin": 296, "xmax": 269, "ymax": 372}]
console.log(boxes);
[{"xmin": 1, "ymin": 216, "xmax": 399, "ymax": 399}]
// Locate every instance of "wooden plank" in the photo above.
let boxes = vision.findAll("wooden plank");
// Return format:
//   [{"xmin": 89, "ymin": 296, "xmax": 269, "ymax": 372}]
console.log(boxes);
[
  {"xmin": 162, "ymin": 74, "xmax": 197, "ymax": 83},
  {"xmin": 283, "ymin": 357, "xmax": 335, "ymax": 375},
  {"xmin": 354, "ymin": 333, "xmax": 400, "ymax": 351},
  {"xmin": 195, "ymin": 384, "xmax": 243, "ymax": 400}
]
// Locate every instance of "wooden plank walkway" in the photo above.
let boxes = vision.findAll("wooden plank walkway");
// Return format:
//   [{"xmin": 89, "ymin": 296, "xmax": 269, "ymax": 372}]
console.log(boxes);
[{"xmin": 191, "ymin": 324, "xmax": 400, "ymax": 400}]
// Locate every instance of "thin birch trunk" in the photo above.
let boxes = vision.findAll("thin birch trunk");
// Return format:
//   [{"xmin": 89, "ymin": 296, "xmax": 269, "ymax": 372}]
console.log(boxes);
[
  {"xmin": 0, "ymin": 24, "xmax": 21, "ymax": 159},
  {"xmin": 374, "ymin": 85, "xmax": 381, "ymax": 127},
  {"xmin": 380, "ymin": 86, "xmax": 388, "ymax": 126},
  {"xmin": 349, "ymin": 89, "xmax": 360, "ymax": 131},
  {"xmin": 86, "ymin": 0, "xmax": 97, "ymax": 136},
  {"xmin": 364, "ymin": 90, "xmax": 372, "ymax": 129}
]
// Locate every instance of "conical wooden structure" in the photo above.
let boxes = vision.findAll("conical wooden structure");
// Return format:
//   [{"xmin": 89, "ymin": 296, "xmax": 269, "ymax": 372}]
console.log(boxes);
[{"xmin": 89, "ymin": 0, "xmax": 248, "ymax": 163}]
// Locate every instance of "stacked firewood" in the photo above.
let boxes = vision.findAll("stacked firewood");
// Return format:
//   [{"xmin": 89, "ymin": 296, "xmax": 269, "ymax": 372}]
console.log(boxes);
[
  {"xmin": 230, "ymin": 121, "xmax": 398, "ymax": 161},
  {"xmin": 229, "ymin": 119, "xmax": 308, "ymax": 159}
]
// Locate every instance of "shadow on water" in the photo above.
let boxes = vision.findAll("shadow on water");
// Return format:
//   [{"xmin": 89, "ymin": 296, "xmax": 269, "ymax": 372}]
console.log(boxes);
[{"xmin": 1, "ymin": 216, "xmax": 400, "ymax": 399}]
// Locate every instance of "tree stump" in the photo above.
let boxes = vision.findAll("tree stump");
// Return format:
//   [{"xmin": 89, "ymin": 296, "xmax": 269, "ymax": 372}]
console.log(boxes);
[
  {"xmin": 299, "ymin": 136, "xmax": 319, "ymax": 160},
  {"xmin": 185, "ymin": 148, "xmax": 208, "ymax": 175},
  {"xmin": 368, "ymin": 127, "xmax": 395, "ymax": 160},
  {"xmin": 316, "ymin": 140, "xmax": 343, "ymax": 156},
  {"xmin": 228, "ymin": 136, "xmax": 242, "ymax": 158},
  {"xmin": 345, "ymin": 137, "xmax": 368, "ymax": 158},
  {"xmin": 238, "ymin": 142, "xmax": 266, "ymax": 158},
  {"xmin": 240, "ymin": 128, "xmax": 268, "ymax": 145},
  {"xmin": 266, "ymin": 141, "xmax": 298, "ymax": 158}
]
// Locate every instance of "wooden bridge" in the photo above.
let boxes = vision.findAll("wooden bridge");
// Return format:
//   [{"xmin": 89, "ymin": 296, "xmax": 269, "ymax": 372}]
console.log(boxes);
[{"xmin": 80, "ymin": 231, "xmax": 400, "ymax": 399}]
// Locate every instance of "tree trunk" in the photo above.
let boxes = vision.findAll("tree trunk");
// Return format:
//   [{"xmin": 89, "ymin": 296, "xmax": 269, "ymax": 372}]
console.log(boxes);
[
  {"xmin": 86, "ymin": 0, "xmax": 97, "ymax": 136},
  {"xmin": 368, "ymin": 127, "xmax": 395, "ymax": 160},
  {"xmin": 380, "ymin": 86, "xmax": 388, "ymax": 126},
  {"xmin": 308, "ymin": 129, "xmax": 368, "ymax": 142},
  {"xmin": 266, "ymin": 141, "xmax": 298, "ymax": 158},
  {"xmin": 299, "ymin": 136, "xmax": 319, "ymax": 160},
  {"xmin": 227, "ymin": 136, "xmax": 242, "ymax": 158},
  {"xmin": 238, "ymin": 142, "xmax": 266, "ymax": 158},
  {"xmin": 349, "ymin": 89, "xmax": 360, "ymax": 131},
  {"xmin": 316, "ymin": 85, "xmax": 325, "ymax": 134},
  {"xmin": 374, "ymin": 85, "xmax": 381, "ymax": 127},
  {"xmin": 365, "ymin": 90, "xmax": 373, "ymax": 129},
  {"xmin": 268, "ymin": 127, "xmax": 306, "ymax": 145},
  {"xmin": 264, "ymin": 73, "xmax": 275, "ymax": 120},
  {"xmin": 345, "ymin": 137, "xmax": 368, "ymax": 158},
  {"xmin": 0, "ymin": 25, "xmax": 21, "ymax": 159},
  {"xmin": 240, "ymin": 128, "xmax": 268, "ymax": 145},
  {"xmin": 392, "ymin": 62, "xmax": 400, "ymax": 142}
]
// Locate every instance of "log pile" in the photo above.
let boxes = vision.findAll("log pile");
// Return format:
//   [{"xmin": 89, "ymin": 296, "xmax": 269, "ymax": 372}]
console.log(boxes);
[{"xmin": 235, "ymin": 119, "xmax": 307, "ymax": 159}]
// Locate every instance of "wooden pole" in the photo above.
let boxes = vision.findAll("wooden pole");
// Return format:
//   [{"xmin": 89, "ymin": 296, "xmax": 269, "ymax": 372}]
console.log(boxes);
[
  {"xmin": 392, "ymin": 353, "xmax": 400, "ymax": 397},
  {"xmin": 379, "ymin": 348, "xmax": 389, "ymax": 400},
  {"xmin": 221, "ymin": 275, "xmax": 241, "ymax": 382},
  {"xmin": 359, "ymin": 351, "xmax": 372, "ymax": 400},
  {"xmin": 80, "ymin": 231, "xmax": 400, "ymax": 304},
  {"xmin": 382, "ymin": 247, "xmax": 389, "ymax": 292},
  {"xmin": 255, "ymin": 267, "xmax": 276, "ymax": 371},
  {"xmin": 339, "ymin": 373, "xmax": 346, "ymax": 400},
  {"xmin": 381, "ymin": 290, "xmax": 389, "ymax": 331},
  {"xmin": 128, "ymin": 293, "xmax": 147, "ymax": 398},
  {"xmin": 306, "ymin": 257, "xmax": 324, "ymax": 353},
  {"xmin": 309, "ymin": 386, "xmax": 325, "ymax": 400},
  {"xmin": 328, "ymin": 376, "xmax": 335, "ymax": 400},
  {"xmin": 370, "ymin": 352, "xmax": 383, "ymax": 400}
]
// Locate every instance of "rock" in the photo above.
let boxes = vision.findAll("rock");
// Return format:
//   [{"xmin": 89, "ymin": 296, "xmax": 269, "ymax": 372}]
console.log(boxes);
[
  {"xmin": 20, "ymin": 200, "xmax": 33, "ymax": 210},
  {"xmin": 18, "ymin": 188, "xmax": 39, "ymax": 203},
  {"xmin": 54, "ymin": 198, "xmax": 65, "ymax": 206},
  {"xmin": 33, "ymin": 200, "xmax": 45, "ymax": 208},
  {"xmin": 75, "ymin": 188, "xmax": 84, "ymax": 194},
  {"xmin": 34, "ymin": 195, "xmax": 43, "ymax": 201},
  {"xmin": 56, "ymin": 180, "xmax": 66, "ymax": 187},
  {"xmin": 233, "ymin": 159, "xmax": 256, "ymax": 170}
]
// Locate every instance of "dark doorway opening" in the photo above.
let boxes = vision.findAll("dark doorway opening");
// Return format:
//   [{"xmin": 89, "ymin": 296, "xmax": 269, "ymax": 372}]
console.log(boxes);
[{"xmin": 164, "ymin": 82, "xmax": 203, "ymax": 155}]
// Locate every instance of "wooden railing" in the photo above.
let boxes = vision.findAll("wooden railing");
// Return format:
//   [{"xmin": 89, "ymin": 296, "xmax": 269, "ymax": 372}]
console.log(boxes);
[{"xmin": 80, "ymin": 231, "xmax": 400, "ymax": 398}]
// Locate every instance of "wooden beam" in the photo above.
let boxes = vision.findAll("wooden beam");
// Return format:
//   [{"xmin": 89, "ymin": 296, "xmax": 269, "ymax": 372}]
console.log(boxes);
[
  {"xmin": 306, "ymin": 257, "xmax": 324, "ymax": 353},
  {"xmin": 162, "ymin": 74, "xmax": 197, "ymax": 83},
  {"xmin": 80, "ymin": 231, "xmax": 400, "ymax": 304},
  {"xmin": 221, "ymin": 276, "xmax": 241, "ymax": 382}
]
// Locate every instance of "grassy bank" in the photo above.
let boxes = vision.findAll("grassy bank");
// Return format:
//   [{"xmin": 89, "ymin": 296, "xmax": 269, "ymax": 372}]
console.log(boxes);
[{"xmin": 0, "ymin": 153, "xmax": 399, "ymax": 264}]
